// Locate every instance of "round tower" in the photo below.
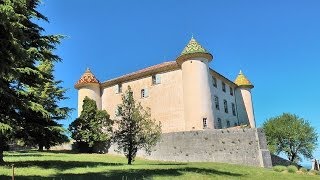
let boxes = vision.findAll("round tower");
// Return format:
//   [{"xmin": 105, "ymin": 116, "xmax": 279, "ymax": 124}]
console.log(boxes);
[
  {"xmin": 234, "ymin": 70, "xmax": 255, "ymax": 128},
  {"xmin": 75, "ymin": 68, "xmax": 101, "ymax": 116},
  {"xmin": 176, "ymin": 37, "xmax": 215, "ymax": 130}
]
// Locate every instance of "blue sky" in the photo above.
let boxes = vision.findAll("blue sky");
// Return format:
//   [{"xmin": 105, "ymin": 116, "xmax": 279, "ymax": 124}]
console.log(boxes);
[{"xmin": 38, "ymin": 0, "xmax": 319, "ymax": 165}]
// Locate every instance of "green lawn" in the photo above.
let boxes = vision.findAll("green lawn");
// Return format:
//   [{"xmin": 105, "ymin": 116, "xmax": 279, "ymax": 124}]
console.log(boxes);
[{"xmin": 0, "ymin": 151, "xmax": 318, "ymax": 180}]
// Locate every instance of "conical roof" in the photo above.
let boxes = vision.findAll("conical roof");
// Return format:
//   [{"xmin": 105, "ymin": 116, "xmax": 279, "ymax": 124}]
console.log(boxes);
[
  {"xmin": 234, "ymin": 70, "xmax": 254, "ymax": 88},
  {"xmin": 75, "ymin": 68, "xmax": 100, "ymax": 89},
  {"xmin": 176, "ymin": 37, "xmax": 213, "ymax": 64},
  {"xmin": 181, "ymin": 37, "xmax": 210, "ymax": 55}
]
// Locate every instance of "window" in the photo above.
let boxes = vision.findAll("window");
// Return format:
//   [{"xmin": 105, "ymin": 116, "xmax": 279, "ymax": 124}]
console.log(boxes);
[
  {"xmin": 224, "ymin": 100, "xmax": 228, "ymax": 113},
  {"xmin": 141, "ymin": 88, "xmax": 149, "ymax": 98},
  {"xmin": 152, "ymin": 74, "xmax": 161, "ymax": 85},
  {"xmin": 217, "ymin": 118, "xmax": 222, "ymax": 129},
  {"xmin": 212, "ymin": 77, "xmax": 217, "ymax": 88},
  {"xmin": 232, "ymin": 103, "xmax": 236, "ymax": 116},
  {"xmin": 115, "ymin": 105, "xmax": 122, "ymax": 116},
  {"xmin": 222, "ymin": 82, "xmax": 226, "ymax": 92},
  {"xmin": 234, "ymin": 122, "xmax": 238, "ymax": 126},
  {"xmin": 203, "ymin": 118, "xmax": 207, "ymax": 129},
  {"xmin": 230, "ymin": 87, "xmax": 233, "ymax": 96},
  {"xmin": 214, "ymin": 96, "xmax": 220, "ymax": 110},
  {"xmin": 227, "ymin": 120, "xmax": 230, "ymax": 128},
  {"xmin": 114, "ymin": 83, "xmax": 122, "ymax": 94}
]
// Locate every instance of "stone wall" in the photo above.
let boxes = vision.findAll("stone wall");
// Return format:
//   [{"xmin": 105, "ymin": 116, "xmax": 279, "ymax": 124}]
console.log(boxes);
[{"xmin": 108, "ymin": 128, "xmax": 272, "ymax": 168}]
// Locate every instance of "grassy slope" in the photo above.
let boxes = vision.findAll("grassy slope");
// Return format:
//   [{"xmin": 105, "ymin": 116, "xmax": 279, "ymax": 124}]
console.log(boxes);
[{"xmin": 0, "ymin": 151, "xmax": 318, "ymax": 180}]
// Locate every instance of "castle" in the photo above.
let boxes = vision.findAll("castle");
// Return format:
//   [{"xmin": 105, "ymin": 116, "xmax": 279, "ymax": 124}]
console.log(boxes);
[
  {"xmin": 75, "ymin": 37, "xmax": 256, "ymax": 133},
  {"xmin": 74, "ymin": 38, "xmax": 274, "ymax": 167}
]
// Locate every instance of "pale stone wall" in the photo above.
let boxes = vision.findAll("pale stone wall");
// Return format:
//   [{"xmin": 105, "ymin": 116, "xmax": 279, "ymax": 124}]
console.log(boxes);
[
  {"xmin": 101, "ymin": 70, "xmax": 185, "ymax": 133},
  {"xmin": 181, "ymin": 58, "xmax": 215, "ymax": 130},
  {"xmin": 78, "ymin": 84, "xmax": 101, "ymax": 116},
  {"xmin": 108, "ymin": 128, "xmax": 272, "ymax": 168}
]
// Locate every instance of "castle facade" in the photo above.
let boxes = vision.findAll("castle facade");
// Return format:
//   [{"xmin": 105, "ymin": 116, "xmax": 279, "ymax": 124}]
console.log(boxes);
[{"xmin": 75, "ymin": 38, "xmax": 256, "ymax": 133}]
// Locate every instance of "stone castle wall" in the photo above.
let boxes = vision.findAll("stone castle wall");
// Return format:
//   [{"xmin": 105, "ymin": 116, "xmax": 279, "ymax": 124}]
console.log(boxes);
[{"xmin": 108, "ymin": 128, "xmax": 272, "ymax": 168}]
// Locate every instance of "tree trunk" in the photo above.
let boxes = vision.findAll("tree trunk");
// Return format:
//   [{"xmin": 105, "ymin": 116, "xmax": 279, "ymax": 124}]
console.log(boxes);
[
  {"xmin": 38, "ymin": 143, "xmax": 44, "ymax": 151},
  {"xmin": 0, "ymin": 136, "xmax": 4, "ymax": 164},
  {"xmin": 128, "ymin": 144, "xmax": 132, "ymax": 165}
]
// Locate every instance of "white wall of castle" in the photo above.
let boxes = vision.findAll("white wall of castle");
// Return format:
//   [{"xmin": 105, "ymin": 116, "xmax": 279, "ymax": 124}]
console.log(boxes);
[
  {"xmin": 77, "ymin": 64, "xmax": 255, "ymax": 132},
  {"xmin": 101, "ymin": 70, "xmax": 185, "ymax": 133},
  {"xmin": 181, "ymin": 58, "xmax": 215, "ymax": 130},
  {"xmin": 210, "ymin": 74, "xmax": 240, "ymax": 128}
]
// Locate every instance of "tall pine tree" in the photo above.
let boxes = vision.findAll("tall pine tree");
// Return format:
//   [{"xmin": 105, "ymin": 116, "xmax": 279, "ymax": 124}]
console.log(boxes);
[{"xmin": 0, "ymin": 0, "xmax": 65, "ymax": 162}]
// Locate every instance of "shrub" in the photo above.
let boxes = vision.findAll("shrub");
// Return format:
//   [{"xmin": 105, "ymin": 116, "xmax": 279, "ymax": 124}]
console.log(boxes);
[
  {"xmin": 273, "ymin": 165, "xmax": 287, "ymax": 172},
  {"xmin": 308, "ymin": 170, "xmax": 318, "ymax": 175},
  {"xmin": 287, "ymin": 165, "xmax": 298, "ymax": 173},
  {"xmin": 299, "ymin": 167, "xmax": 307, "ymax": 173}
]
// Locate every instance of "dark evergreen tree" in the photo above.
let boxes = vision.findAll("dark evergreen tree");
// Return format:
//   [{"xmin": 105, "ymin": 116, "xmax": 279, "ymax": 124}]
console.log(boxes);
[
  {"xmin": 114, "ymin": 86, "xmax": 161, "ymax": 165},
  {"xmin": 15, "ymin": 60, "xmax": 71, "ymax": 151},
  {"xmin": 69, "ymin": 97, "xmax": 113, "ymax": 153},
  {"xmin": 0, "ymin": 0, "xmax": 65, "ymax": 162}
]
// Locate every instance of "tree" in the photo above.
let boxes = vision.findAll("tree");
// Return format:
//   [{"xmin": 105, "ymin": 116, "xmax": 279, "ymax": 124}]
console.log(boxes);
[
  {"xmin": 14, "ymin": 60, "xmax": 71, "ymax": 151},
  {"xmin": 0, "ymin": 0, "xmax": 64, "ymax": 163},
  {"xmin": 69, "ymin": 97, "xmax": 113, "ymax": 152},
  {"xmin": 263, "ymin": 113, "xmax": 318, "ymax": 163},
  {"xmin": 114, "ymin": 86, "xmax": 161, "ymax": 165}
]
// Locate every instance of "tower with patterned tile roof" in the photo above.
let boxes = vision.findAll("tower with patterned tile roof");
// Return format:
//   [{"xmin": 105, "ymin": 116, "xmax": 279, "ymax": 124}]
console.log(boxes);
[
  {"xmin": 75, "ymin": 68, "xmax": 101, "ymax": 116},
  {"xmin": 234, "ymin": 70, "xmax": 255, "ymax": 128},
  {"xmin": 176, "ymin": 37, "xmax": 215, "ymax": 130}
]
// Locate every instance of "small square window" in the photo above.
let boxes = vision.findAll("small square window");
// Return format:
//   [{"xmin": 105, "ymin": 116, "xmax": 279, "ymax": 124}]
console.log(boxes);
[
  {"xmin": 224, "ymin": 100, "xmax": 228, "ymax": 113},
  {"xmin": 230, "ymin": 87, "xmax": 233, "ymax": 96},
  {"xmin": 213, "ymin": 77, "xmax": 217, "ymax": 88},
  {"xmin": 152, "ymin": 74, "xmax": 161, "ymax": 85},
  {"xmin": 203, "ymin": 118, "xmax": 207, "ymax": 129},
  {"xmin": 222, "ymin": 82, "xmax": 226, "ymax": 92},
  {"xmin": 232, "ymin": 103, "xmax": 236, "ymax": 116},
  {"xmin": 141, "ymin": 88, "xmax": 149, "ymax": 98},
  {"xmin": 214, "ymin": 96, "xmax": 220, "ymax": 110},
  {"xmin": 216, "ymin": 118, "xmax": 222, "ymax": 129},
  {"xmin": 227, "ymin": 120, "xmax": 230, "ymax": 128},
  {"xmin": 115, "ymin": 84, "xmax": 122, "ymax": 94}
]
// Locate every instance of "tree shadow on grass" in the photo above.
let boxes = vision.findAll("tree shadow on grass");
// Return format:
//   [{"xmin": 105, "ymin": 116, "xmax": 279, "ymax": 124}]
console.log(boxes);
[
  {"xmin": 6, "ymin": 160, "xmax": 123, "ymax": 170},
  {"xmin": 0, "ymin": 167, "xmax": 244, "ymax": 180}
]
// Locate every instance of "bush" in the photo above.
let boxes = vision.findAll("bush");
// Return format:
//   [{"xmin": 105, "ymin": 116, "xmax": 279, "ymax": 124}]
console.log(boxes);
[
  {"xmin": 273, "ymin": 165, "xmax": 287, "ymax": 172},
  {"xmin": 299, "ymin": 167, "xmax": 307, "ymax": 173},
  {"xmin": 287, "ymin": 165, "xmax": 298, "ymax": 173},
  {"xmin": 308, "ymin": 170, "xmax": 318, "ymax": 175}
]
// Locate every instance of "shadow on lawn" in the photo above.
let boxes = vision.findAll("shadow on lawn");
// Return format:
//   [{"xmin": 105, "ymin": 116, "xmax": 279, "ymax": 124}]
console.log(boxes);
[
  {"xmin": 7, "ymin": 160, "xmax": 123, "ymax": 170},
  {"xmin": 0, "ymin": 167, "xmax": 243, "ymax": 180}
]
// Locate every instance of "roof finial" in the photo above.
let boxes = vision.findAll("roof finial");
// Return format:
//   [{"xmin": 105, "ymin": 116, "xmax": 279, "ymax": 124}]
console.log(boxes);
[
  {"xmin": 239, "ymin": 70, "xmax": 243, "ymax": 74},
  {"xmin": 86, "ymin": 67, "xmax": 91, "ymax": 73}
]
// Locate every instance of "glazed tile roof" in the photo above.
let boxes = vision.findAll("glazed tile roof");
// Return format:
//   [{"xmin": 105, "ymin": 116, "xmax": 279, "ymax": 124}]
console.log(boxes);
[
  {"xmin": 180, "ymin": 37, "xmax": 210, "ymax": 55},
  {"xmin": 75, "ymin": 68, "xmax": 100, "ymax": 88},
  {"xmin": 234, "ymin": 70, "xmax": 254, "ymax": 88}
]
